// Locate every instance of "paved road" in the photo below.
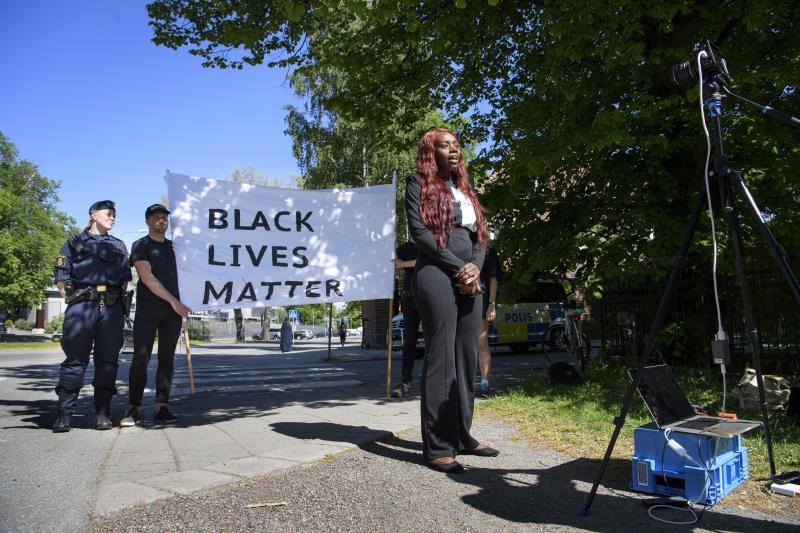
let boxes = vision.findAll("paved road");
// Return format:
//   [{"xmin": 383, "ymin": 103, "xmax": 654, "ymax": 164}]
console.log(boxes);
[{"xmin": 0, "ymin": 339, "xmax": 560, "ymax": 532}]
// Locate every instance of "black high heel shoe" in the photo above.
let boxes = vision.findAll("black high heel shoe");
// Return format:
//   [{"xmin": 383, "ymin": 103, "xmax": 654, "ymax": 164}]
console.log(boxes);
[
  {"xmin": 460, "ymin": 445, "xmax": 500, "ymax": 457},
  {"xmin": 426, "ymin": 458, "xmax": 465, "ymax": 474}
]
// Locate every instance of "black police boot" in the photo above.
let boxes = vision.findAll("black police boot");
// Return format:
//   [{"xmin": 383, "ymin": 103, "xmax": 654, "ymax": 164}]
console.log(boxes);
[
  {"xmin": 94, "ymin": 413, "xmax": 113, "ymax": 430},
  {"xmin": 52, "ymin": 413, "xmax": 72, "ymax": 433}
]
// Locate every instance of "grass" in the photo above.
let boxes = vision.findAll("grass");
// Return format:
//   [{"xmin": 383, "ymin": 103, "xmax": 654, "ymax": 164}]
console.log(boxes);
[
  {"xmin": 477, "ymin": 359, "xmax": 800, "ymax": 516},
  {"xmin": 0, "ymin": 341, "xmax": 61, "ymax": 351}
]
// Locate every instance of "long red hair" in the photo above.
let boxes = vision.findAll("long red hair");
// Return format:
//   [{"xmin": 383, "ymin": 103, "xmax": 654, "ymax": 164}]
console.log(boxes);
[{"xmin": 415, "ymin": 128, "xmax": 487, "ymax": 248}]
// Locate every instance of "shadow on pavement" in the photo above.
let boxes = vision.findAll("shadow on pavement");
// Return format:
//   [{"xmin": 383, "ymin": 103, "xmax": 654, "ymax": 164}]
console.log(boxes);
[
  {"xmin": 270, "ymin": 420, "xmax": 794, "ymax": 532},
  {"xmin": 447, "ymin": 456, "xmax": 791, "ymax": 531},
  {"xmin": 270, "ymin": 421, "xmax": 423, "ymax": 466}
]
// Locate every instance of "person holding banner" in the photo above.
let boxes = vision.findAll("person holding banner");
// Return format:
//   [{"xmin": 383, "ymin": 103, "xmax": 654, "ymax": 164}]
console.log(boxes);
[
  {"xmin": 121, "ymin": 204, "xmax": 191, "ymax": 427},
  {"xmin": 52, "ymin": 200, "xmax": 131, "ymax": 432},
  {"xmin": 406, "ymin": 128, "xmax": 499, "ymax": 473},
  {"xmin": 391, "ymin": 240, "xmax": 420, "ymax": 398}
]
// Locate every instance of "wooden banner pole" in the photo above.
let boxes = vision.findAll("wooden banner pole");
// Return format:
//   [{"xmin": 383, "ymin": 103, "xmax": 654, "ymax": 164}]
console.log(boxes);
[
  {"xmin": 386, "ymin": 298, "xmax": 394, "ymax": 400},
  {"xmin": 183, "ymin": 319, "xmax": 196, "ymax": 394}
]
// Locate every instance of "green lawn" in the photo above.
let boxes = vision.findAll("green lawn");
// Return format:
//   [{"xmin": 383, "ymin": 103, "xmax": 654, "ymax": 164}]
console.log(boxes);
[
  {"xmin": 0, "ymin": 341, "xmax": 61, "ymax": 351},
  {"xmin": 478, "ymin": 359, "xmax": 799, "ymax": 514}
]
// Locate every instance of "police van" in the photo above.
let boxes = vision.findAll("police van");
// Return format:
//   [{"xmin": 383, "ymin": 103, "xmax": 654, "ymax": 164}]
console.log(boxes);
[{"xmin": 488, "ymin": 281, "xmax": 569, "ymax": 353}]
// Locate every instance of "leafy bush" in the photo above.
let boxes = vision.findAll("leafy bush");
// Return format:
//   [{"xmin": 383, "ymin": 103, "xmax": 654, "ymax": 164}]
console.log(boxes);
[
  {"xmin": 3, "ymin": 319, "xmax": 12, "ymax": 327},
  {"xmin": 45, "ymin": 314, "xmax": 64, "ymax": 334},
  {"xmin": 14, "ymin": 318, "xmax": 32, "ymax": 331}
]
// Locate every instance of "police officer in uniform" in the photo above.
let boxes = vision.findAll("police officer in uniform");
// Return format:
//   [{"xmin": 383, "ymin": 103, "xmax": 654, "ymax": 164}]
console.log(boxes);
[{"xmin": 52, "ymin": 200, "xmax": 131, "ymax": 432}]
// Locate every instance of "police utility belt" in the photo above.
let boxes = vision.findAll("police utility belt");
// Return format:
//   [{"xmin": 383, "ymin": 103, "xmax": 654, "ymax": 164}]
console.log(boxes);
[{"xmin": 66, "ymin": 285, "xmax": 123, "ymax": 306}]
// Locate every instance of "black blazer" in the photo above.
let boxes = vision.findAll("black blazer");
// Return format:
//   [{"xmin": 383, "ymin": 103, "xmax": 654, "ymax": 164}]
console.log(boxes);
[{"xmin": 405, "ymin": 173, "xmax": 484, "ymax": 274}]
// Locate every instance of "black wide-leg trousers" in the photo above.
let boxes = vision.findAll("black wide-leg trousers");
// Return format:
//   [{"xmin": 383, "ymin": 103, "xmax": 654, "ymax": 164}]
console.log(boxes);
[{"xmin": 413, "ymin": 263, "xmax": 481, "ymax": 460}]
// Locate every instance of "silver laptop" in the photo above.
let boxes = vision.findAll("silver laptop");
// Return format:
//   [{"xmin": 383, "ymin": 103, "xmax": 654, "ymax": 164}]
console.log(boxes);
[{"xmin": 630, "ymin": 365, "xmax": 761, "ymax": 437}]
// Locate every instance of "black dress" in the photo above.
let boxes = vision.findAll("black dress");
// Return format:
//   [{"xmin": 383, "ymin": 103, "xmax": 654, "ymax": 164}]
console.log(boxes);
[{"xmin": 405, "ymin": 173, "xmax": 485, "ymax": 460}]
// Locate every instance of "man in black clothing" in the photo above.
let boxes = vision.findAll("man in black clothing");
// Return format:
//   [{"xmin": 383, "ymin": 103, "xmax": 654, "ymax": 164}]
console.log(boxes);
[
  {"xmin": 121, "ymin": 204, "xmax": 191, "ymax": 426},
  {"xmin": 391, "ymin": 240, "xmax": 421, "ymax": 397}
]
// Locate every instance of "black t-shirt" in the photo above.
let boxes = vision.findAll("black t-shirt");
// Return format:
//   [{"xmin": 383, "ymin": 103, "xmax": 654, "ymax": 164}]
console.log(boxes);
[
  {"xmin": 130, "ymin": 235, "xmax": 180, "ymax": 306},
  {"xmin": 396, "ymin": 241, "xmax": 418, "ymax": 291},
  {"xmin": 480, "ymin": 246, "xmax": 501, "ymax": 286}
]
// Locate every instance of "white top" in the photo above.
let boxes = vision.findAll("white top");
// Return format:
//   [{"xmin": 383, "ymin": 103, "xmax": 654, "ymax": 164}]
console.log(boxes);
[{"xmin": 449, "ymin": 183, "xmax": 477, "ymax": 231}]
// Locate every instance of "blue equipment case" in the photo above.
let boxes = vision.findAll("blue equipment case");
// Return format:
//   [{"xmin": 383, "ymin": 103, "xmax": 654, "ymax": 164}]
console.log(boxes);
[{"xmin": 630, "ymin": 422, "xmax": 749, "ymax": 505}]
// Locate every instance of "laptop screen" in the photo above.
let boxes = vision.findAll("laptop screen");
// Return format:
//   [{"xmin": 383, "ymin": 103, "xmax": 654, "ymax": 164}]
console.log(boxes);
[{"xmin": 630, "ymin": 365, "xmax": 697, "ymax": 426}]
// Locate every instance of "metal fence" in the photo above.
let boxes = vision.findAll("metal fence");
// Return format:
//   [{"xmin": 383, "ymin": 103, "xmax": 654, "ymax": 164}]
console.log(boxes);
[
  {"xmin": 185, "ymin": 317, "xmax": 264, "ymax": 341},
  {"xmin": 594, "ymin": 268, "xmax": 800, "ymax": 375}
]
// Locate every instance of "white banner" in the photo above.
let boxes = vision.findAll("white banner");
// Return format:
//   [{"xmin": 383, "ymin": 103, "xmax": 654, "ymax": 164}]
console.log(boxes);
[{"xmin": 165, "ymin": 173, "xmax": 396, "ymax": 311}]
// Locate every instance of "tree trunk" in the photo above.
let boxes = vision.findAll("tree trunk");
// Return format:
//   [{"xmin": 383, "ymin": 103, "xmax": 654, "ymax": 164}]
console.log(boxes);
[
  {"xmin": 261, "ymin": 307, "xmax": 270, "ymax": 339},
  {"xmin": 234, "ymin": 308, "xmax": 244, "ymax": 343}
]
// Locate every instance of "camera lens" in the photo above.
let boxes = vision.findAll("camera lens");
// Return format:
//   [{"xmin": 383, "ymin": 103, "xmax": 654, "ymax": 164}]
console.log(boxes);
[{"xmin": 670, "ymin": 60, "xmax": 696, "ymax": 88}]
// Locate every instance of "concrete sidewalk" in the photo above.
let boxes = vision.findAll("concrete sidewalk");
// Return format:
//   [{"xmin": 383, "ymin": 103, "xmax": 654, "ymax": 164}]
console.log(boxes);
[{"xmin": 93, "ymin": 384, "xmax": 420, "ymax": 515}]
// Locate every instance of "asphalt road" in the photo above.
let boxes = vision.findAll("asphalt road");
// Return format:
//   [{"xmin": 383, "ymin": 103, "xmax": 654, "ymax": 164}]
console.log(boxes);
[{"xmin": 0, "ymin": 339, "xmax": 558, "ymax": 532}]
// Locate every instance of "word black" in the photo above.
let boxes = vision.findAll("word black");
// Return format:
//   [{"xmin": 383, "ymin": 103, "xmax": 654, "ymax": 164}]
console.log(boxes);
[{"xmin": 209, "ymin": 209, "xmax": 314, "ymax": 232}]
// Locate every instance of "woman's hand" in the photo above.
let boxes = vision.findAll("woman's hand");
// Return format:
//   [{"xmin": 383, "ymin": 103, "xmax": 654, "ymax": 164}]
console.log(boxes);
[
  {"xmin": 454, "ymin": 280, "xmax": 484, "ymax": 296},
  {"xmin": 456, "ymin": 262, "xmax": 480, "ymax": 285}
]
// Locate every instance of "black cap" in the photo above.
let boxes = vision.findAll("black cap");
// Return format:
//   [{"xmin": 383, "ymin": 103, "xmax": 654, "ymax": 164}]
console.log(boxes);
[
  {"xmin": 145, "ymin": 203, "xmax": 170, "ymax": 219},
  {"xmin": 89, "ymin": 200, "xmax": 115, "ymax": 213}
]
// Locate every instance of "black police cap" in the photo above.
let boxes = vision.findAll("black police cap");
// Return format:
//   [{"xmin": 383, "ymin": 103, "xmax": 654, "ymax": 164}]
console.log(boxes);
[
  {"xmin": 145, "ymin": 203, "xmax": 170, "ymax": 219},
  {"xmin": 89, "ymin": 200, "xmax": 116, "ymax": 213}
]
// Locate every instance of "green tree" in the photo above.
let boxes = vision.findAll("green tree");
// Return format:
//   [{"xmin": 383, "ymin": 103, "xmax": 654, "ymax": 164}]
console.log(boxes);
[
  {"xmin": 148, "ymin": 1, "xmax": 800, "ymax": 295},
  {"xmin": 292, "ymin": 303, "xmax": 327, "ymax": 326},
  {"xmin": 0, "ymin": 132, "xmax": 75, "ymax": 314},
  {"xmin": 340, "ymin": 300, "xmax": 362, "ymax": 328},
  {"xmin": 284, "ymin": 68, "xmax": 467, "ymax": 244}
]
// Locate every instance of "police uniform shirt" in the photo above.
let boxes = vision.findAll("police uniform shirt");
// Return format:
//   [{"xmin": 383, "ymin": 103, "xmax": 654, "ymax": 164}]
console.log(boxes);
[
  {"xmin": 130, "ymin": 235, "xmax": 179, "ymax": 306},
  {"xmin": 54, "ymin": 231, "xmax": 132, "ymax": 287}
]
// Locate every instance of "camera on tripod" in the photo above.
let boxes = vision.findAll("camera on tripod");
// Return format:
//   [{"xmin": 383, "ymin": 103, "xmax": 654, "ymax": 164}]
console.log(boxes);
[{"xmin": 670, "ymin": 40, "xmax": 731, "ymax": 88}]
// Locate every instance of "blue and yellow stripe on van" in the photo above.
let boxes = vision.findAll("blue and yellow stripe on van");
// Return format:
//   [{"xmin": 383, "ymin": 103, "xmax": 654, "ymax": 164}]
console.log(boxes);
[{"xmin": 489, "ymin": 302, "xmax": 564, "ymax": 345}]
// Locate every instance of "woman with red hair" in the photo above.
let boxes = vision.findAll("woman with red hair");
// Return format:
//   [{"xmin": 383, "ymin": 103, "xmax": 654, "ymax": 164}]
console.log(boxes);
[{"xmin": 406, "ymin": 128, "xmax": 499, "ymax": 473}]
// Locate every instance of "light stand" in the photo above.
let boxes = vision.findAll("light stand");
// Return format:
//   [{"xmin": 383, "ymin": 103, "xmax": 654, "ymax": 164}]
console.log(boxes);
[{"xmin": 581, "ymin": 75, "xmax": 800, "ymax": 516}]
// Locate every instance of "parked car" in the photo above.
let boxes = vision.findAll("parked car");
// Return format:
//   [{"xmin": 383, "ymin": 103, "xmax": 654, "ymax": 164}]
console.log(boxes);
[
  {"xmin": 294, "ymin": 329, "xmax": 313, "ymax": 340},
  {"xmin": 391, "ymin": 314, "xmax": 425, "ymax": 358},
  {"xmin": 252, "ymin": 328, "xmax": 282, "ymax": 341}
]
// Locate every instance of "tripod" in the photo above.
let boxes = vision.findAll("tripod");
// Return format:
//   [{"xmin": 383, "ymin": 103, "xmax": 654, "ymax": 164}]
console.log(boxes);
[{"xmin": 581, "ymin": 78, "xmax": 800, "ymax": 515}]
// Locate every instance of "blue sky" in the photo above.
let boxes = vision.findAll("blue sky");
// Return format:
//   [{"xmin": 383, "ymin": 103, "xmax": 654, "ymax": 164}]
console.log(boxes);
[{"xmin": 1, "ymin": 1, "xmax": 303, "ymax": 249}]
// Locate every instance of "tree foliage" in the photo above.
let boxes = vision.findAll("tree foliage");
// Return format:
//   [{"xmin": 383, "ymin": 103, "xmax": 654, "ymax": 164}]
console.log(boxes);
[
  {"xmin": 284, "ymin": 67, "xmax": 466, "ymax": 243},
  {"xmin": 0, "ymin": 132, "xmax": 75, "ymax": 313},
  {"xmin": 148, "ymin": 1, "xmax": 800, "ymax": 295},
  {"xmin": 340, "ymin": 300, "xmax": 362, "ymax": 328}
]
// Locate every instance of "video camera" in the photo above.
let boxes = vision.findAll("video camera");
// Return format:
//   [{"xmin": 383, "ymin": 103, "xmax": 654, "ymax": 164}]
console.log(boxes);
[{"xmin": 670, "ymin": 39, "xmax": 731, "ymax": 88}]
